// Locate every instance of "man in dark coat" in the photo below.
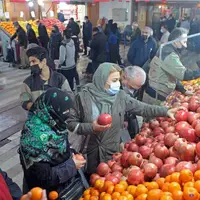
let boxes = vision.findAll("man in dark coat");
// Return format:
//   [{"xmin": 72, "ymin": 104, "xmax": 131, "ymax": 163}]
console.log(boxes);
[
  {"xmin": 89, "ymin": 27, "xmax": 107, "ymax": 73},
  {"xmin": 127, "ymin": 26, "xmax": 157, "ymax": 67},
  {"xmin": 67, "ymin": 18, "xmax": 80, "ymax": 36},
  {"xmin": 36, "ymin": 20, "xmax": 49, "ymax": 50},
  {"xmin": 11, "ymin": 21, "xmax": 28, "ymax": 69},
  {"xmin": 26, "ymin": 23, "xmax": 38, "ymax": 45},
  {"xmin": 83, "ymin": 16, "xmax": 92, "ymax": 56},
  {"xmin": 57, "ymin": 10, "xmax": 65, "ymax": 23},
  {"xmin": 164, "ymin": 14, "xmax": 176, "ymax": 33}
]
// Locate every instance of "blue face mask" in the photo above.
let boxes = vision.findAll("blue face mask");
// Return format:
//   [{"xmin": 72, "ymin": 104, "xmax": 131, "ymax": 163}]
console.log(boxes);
[
  {"xmin": 160, "ymin": 29, "xmax": 164, "ymax": 33},
  {"xmin": 106, "ymin": 81, "xmax": 120, "ymax": 95}
]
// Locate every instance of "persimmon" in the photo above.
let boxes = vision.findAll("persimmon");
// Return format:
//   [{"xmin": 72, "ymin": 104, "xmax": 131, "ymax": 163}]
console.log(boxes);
[
  {"xmin": 194, "ymin": 180, "xmax": 200, "ymax": 193},
  {"xmin": 194, "ymin": 170, "xmax": 200, "ymax": 181},
  {"xmin": 156, "ymin": 178, "xmax": 165, "ymax": 189},
  {"xmin": 48, "ymin": 191, "xmax": 58, "ymax": 200},
  {"xmin": 135, "ymin": 185, "xmax": 148, "ymax": 197},
  {"xmin": 172, "ymin": 190, "xmax": 183, "ymax": 200},
  {"xmin": 114, "ymin": 184, "xmax": 125, "ymax": 193},
  {"xmin": 168, "ymin": 182, "xmax": 181, "ymax": 193},
  {"xmin": 183, "ymin": 187, "xmax": 199, "ymax": 200},
  {"xmin": 30, "ymin": 187, "xmax": 43, "ymax": 200},
  {"xmin": 146, "ymin": 182, "xmax": 159, "ymax": 190},
  {"xmin": 135, "ymin": 194, "xmax": 147, "ymax": 200},
  {"xmin": 147, "ymin": 189, "xmax": 162, "ymax": 200},
  {"xmin": 180, "ymin": 169, "xmax": 193, "ymax": 183}
]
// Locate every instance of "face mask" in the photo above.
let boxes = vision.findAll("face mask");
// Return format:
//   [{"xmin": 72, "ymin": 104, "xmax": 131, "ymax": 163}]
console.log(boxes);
[
  {"xmin": 160, "ymin": 29, "xmax": 164, "ymax": 33},
  {"xmin": 106, "ymin": 81, "xmax": 120, "ymax": 95},
  {"xmin": 31, "ymin": 64, "xmax": 42, "ymax": 76}
]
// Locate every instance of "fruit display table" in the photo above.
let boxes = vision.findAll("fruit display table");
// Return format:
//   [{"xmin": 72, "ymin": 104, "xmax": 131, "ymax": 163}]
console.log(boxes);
[{"xmin": 80, "ymin": 78, "xmax": 200, "ymax": 200}]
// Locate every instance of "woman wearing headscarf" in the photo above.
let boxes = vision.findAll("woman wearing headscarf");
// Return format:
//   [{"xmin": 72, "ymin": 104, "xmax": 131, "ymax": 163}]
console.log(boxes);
[
  {"xmin": 19, "ymin": 88, "xmax": 86, "ymax": 194},
  {"xmin": 26, "ymin": 23, "xmax": 39, "ymax": 45},
  {"xmin": 49, "ymin": 25, "xmax": 62, "ymax": 60},
  {"xmin": 68, "ymin": 62, "xmax": 183, "ymax": 175}
]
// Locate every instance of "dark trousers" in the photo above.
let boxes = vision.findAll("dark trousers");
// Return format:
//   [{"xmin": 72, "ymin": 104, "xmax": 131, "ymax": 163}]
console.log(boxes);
[
  {"xmin": 59, "ymin": 67, "xmax": 76, "ymax": 90},
  {"xmin": 83, "ymin": 38, "xmax": 89, "ymax": 54}
]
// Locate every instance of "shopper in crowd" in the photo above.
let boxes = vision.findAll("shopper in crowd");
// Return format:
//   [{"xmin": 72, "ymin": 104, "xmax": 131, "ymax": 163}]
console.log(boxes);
[
  {"xmin": 49, "ymin": 25, "xmax": 62, "ymax": 61},
  {"xmin": 105, "ymin": 19, "xmax": 113, "ymax": 36},
  {"xmin": 68, "ymin": 62, "xmax": 184, "ymax": 175},
  {"xmin": 108, "ymin": 23, "xmax": 121, "ymax": 65},
  {"xmin": 20, "ymin": 46, "xmax": 71, "ymax": 111},
  {"xmin": 131, "ymin": 22, "xmax": 141, "ymax": 43},
  {"xmin": 127, "ymin": 26, "xmax": 157, "ymax": 67},
  {"xmin": 144, "ymin": 28, "xmax": 200, "ymax": 105},
  {"xmin": 180, "ymin": 16, "xmax": 190, "ymax": 31},
  {"xmin": 26, "ymin": 23, "xmax": 39, "ymax": 45},
  {"xmin": 83, "ymin": 16, "xmax": 92, "ymax": 56},
  {"xmin": 11, "ymin": 21, "xmax": 28, "ymax": 69},
  {"xmin": 160, "ymin": 24, "xmax": 170, "ymax": 44},
  {"xmin": 189, "ymin": 17, "xmax": 199, "ymax": 35},
  {"xmin": 121, "ymin": 66, "xmax": 147, "ymax": 138},
  {"xmin": 87, "ymin": 27, "xmax": 107, "ymax": 74},
  {"xmin": 57, "ymin": 10, "xmax": 65, "ymax": 23},
  {"xmin": 164, "ymin": 13, "xmax": 176, "ymax": 33},
  {"xmin": 58, "ymin": 29, "xmax": 76, "ymax": 91},
  {"xmin": 36, "ymin": 20, "xmax": 49, "ymax": 50},
  {"xmin": 19, "ymin": 88, "xmax": 86, "ymax": 193},
  {"xmin": 67, "ymin": 18, "xmax": 80, "ymax": 36}
]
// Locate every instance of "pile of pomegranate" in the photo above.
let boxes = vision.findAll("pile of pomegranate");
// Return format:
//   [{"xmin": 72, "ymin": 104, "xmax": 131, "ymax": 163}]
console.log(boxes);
[{"xmin": 90, "ymin": 92, "xmax": 200, "ymax": 187}]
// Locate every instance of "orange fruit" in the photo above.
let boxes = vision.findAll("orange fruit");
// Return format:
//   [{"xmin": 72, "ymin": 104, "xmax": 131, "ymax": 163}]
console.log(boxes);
[
  {"xmin": 156, "ymin": 178, "xmax": 165, "ymax": 189},
  {"xmin": 20, "ymin": 195, "xmax": 28, "ymax": 200},
  {"xmin": 30, "ymin": 187, "xmax": 43, "ymax": 200},
  {"xmin": 183, "ymin": 187, "xmax": 199, "ymax": 200},
  {"xmin": 114, "ymin": 184, "xmax": 125, "ymax": 193},
  {"xmin": 160, "ymin": 195, "xmax": 173, "ymax": 200},
  {"xmin": 121, "ymin": 191, "xmax": 129, "ymax": 196},
  {"xmin": 147, "ymin": 189, "xmax": 162, "ymax": 200},
  {"xmin": 146, "ymin": 182, "xmax": 159, "ymax": 190},
  {"xmin": 102, "ymin": 194, "xmax": 112, "ymax": 200},
  {"xmin": 194, "ymin": 170, "xmax": 200, "ymax": 181},
  {"xmin": 171, "ymin": 172, "xmax": 180, "ymax": 183},
  {"xmin": 106, "ymin": 185, "xmax": 114, "ymax": 194},
  {"xmin": 127, "ymin": 194, "xmax": 134, "ymax": 200},
  {"xmin": 95, "ymin": 179, "xmax": 105, "ymax": 190},
  {"xmin": 79, "ymin": 198, "xmax": 84, "ymax": 200},
  {"xmin": 135, "ymin": 194, "xmax": 147, "ymax": 200},
  {"xmin": 100, "ymin": 192, "xmax": 106, "ymax": 200},
  {"xmin": 90, "ymin": 196, "xmax": 99, "ymax": 200},
  {"xmin": 127, "ymin": 185, "xmax": 136, "ymax": 196},
  {"xmin": 165, "ymin": 175, "xmax": 171, "ymax": 183},
  {"xmin": 84, "ymin": 194, "xmax": 91, "ymax": 200},
  {"xmin": 162, "ymin": 192, "xmax": 172, "ymax": 196},
  {"xmin": 49, "ymin": 191, "xmax": 59, "ymax": 200},
  {"xmin": 135, "ymin": 185, "xmax": 148, "ymax": 197},
  {"xmin": 103, "ymin": 181, "xmax": 114, "ymax": 192},
  {"xmin": 162, "ymin": 183, "xmax": 169, "ymax": 192},
  {"xmin": 172, "ymin": 190, "xmax": 183, "ymax": 200},
  {"xmin": 112, "ymin": 192, "xmax": 121, "ymax": 199},
  {"xmin": 84, "ymin": 189, "xmax": 91, "ymax": 196},
  {"xmin": 119, "ymin": 180, "xmax": 128, "ymax": 190},
  {"xmin": 90, "ymin": 189, "xmax": 99, "ymax": 197},
  {"xmin": 168, "ymin": 182, "xmax": 181, "ymax": 193},
  {"xmin": 194, "ymin": 180, "xmax": 200, "ymax": 193},
  {"xmin": 184, "ymin": 181, "xmax": 194, "ymax": 189},
  {"xmin": 119, "ymin": 196, "xmax": 128, "ymax": 200},
  {"xmin": 180, "ymin": 169, "xmax": 193, "ymax": 183}
]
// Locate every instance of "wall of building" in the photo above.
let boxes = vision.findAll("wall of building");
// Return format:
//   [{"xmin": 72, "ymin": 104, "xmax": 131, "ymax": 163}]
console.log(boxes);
[{"xmin": 99, "ymin": 0, "xmax": 132, "ymax": 27}]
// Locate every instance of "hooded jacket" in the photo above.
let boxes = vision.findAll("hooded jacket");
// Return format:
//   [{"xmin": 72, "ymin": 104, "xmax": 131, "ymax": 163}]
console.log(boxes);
[{"xmin": 59, "ymin": 39, "xmax": 75, "ymax": 70}]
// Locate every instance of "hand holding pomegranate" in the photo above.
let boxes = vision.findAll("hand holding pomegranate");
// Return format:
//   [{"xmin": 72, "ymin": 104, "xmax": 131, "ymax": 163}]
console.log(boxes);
[
  {"xmin": 92, "ymin": 120, "xmax": 111, "ymax": 132},
  {"xmin": 167, "ymin": 106, "xmax": 187, "ymax": 120},
  {"xmin": 72, "ymin": 153, "xmax": 86, "ymax": 170}
]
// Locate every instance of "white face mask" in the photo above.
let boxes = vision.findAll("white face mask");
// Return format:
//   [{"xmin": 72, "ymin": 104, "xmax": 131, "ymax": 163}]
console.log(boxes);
[{"xmin": 106, "ymin": 81, "xmax": 121, "ymax": 95}]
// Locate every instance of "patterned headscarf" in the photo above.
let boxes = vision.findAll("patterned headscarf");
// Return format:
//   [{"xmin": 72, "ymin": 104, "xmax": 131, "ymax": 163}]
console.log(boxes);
[{"xmin": 20, "ymin": 88, "xmax": 73, "ymax": 168}]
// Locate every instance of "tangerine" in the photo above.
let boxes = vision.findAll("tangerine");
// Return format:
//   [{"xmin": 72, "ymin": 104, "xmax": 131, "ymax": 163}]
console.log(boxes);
[
  {"xmin": 183, "ymin": 187, "xmax": 199, "ymax": 200},
  {"xmin": 95, "ymin": 179, "xmax": 105, "ymax": 190},
  {"xmin": 102, "ymin": 194, "xmax": 112, "ymax": 200},
  {"xmin": 114, "ymin": 184, "xmax": 125, "ymax": 193},
  {"xmin": 156, "ymin": 178, "xmax": 165, "ymax": 189},
  {"xmin": 100, "ymin": 192, "xmax": 106, "ymax": 200},
  {"xmin": 119, "ymin": 180, "xmax": 128, "ymax": 190},
  {"xmin": 30, "ymin": 187, "xmax": 43, "ymax": 200},
  {"xmin": 172, "ymin": 190, "xmax": 183, "ymax": 200},
  {"xmin": 194, "ymin": 170, "xmax": 200, "ymax": 181},
  {"xmin": 160, "ymin": 195, "xmax": 173, "ymax": 200},
  {"xmin": 147, "ymin": 189, "xmax": 162, "ymax": 200},
  {"xmin": 90, "ymin": 196, "xmax": 99, "ymax": 200},
  {"xmin": 162, "ymin": 183, "xmax": 169, "ymax": 192},
  {"xmin": 180, "ymin": 169, "xmax": 193, "ymax": 183},
  {"xmin": 162, "ymin": 192, "xmax": 172, "ymax": 196},
  {"xmin": 135, "ymin": 185, "xmax": 148, "ymax": 197},
  {"xmin": 84, "ymin": 194, "xmax": 91, "ymax": 200},
  {"xmin": 146, "ymin": 181, "xmax": 159, "ymax": 190},
  {"xmin": 184, "ymin": 182, "xmax": 194, "ymax": 189},
  {"xmin": 168, "ymin": 182, "xmax": 181, "ymax": 193},
  {"xmin": 165, "ymin": 175, "xmax": 171, "ymax": 183},
  {"xmin": 84, "ymin": 189, "xmax": 91, "ymax": 197},
  {"xmin": 20, "ymin": 195, "xmax": 28, "ymax": 200},
  {"xmin": 194, "ymin": 180, "xmax": 200, "ymax": 193},
  {"xmin": 119, "ymin": 196, "xmax": 128, "ymax": 200},
  {"xmin": 103, "ymin": 181, "xmax": 114, "ymax": 192},
  {"xmin": 112, "ymin": 192, "xmax": 121, "ymax": 199},
  {"xmin": 171, "ymin": 172, "xmax": 180, "ymax": 183},
  {"xmin": 90, "ymin": 189, "xmax": 99, "ymax": 197},
  {"xmin": 127, "ymin": 194, "xmax": 134, "ymax": 200},
  {"xmin": 106, "ymin": 185, "xmax": 114, "ymax": 194},
  {"xmin": 135, "ymin": 194, "xmax": 147, "ymax": 200},
  {"xmin": 127, "ymin": 185, "xmax": 136, "ymax": 196},
  {"xmin": 48, "ymin": 191, "xmax": 58, "ymax": 200}
]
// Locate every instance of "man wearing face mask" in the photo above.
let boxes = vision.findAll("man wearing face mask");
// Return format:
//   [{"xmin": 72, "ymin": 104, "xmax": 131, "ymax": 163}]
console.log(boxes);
[
  {"xmin": 20, "ymin": 47, "xmax": 71, "ymax": 111},
  {"xmin": 143, "ymin": 28, "xmax": 200, "ymax": 105},
  {"xmin": 160, "ymin": 24, "xmax": 170, "ymax": 44},
  {"xmin": 127, "ymin": 26, "xmax": 157, "ymax": 67}
]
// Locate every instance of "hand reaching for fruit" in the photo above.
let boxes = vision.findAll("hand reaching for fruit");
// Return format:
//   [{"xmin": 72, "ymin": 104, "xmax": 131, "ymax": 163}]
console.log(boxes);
[
  {"xmin": 92, "ymin": 114, "xmax": 112, "ymax": 132},
  {"xmin": 92, "ymin": 120, "xmax": 111, "ymax": 132},
  {"xmin": 167, "ymin": 106, "xmax": 187, "ymax": 120},
  {"xmin": 20, "ymin": 188, "xmax": 47, "ymax": 200},
  {"xmin": 72, "ymin": 153, "xmax": 86, "ymax": 170}
]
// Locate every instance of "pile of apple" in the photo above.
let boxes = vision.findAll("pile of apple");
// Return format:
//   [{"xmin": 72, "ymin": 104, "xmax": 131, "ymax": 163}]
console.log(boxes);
[{"xmin": 90, "ymin": 93, "xmax": 200, "ymax": 187}]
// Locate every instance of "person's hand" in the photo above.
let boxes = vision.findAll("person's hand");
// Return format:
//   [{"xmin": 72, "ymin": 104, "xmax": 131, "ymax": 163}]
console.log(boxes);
[
  {"xmin": 72, "ymin": 153, "xmax": 86, "ymax": 170},
  {"xmin": 167, "ymin": 106, "xmax": 187, "ymax": 120},
  {"xmin": 92, "ymin": 120, "xmax": 111, "ymax": 132},
  {"xmin": 25, "ymin": 190, "xmax": 47, "ymax": 200},
  {"xmin": 185, "ymin": 90, "xmax": 194, "ymax": 96}
]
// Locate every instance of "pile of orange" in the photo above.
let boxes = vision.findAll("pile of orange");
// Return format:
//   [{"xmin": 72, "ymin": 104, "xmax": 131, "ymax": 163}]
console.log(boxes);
[
  {"xmin": 80, "ymin": 169, "xmax": 200, "ymax": 200},
  {"xmin": 182, "ymin": 77, "xmax": 200, "ymax": 86},
  {"xmin": 0, "ymin": 21, "xmax": 15, "ymax": 35}
]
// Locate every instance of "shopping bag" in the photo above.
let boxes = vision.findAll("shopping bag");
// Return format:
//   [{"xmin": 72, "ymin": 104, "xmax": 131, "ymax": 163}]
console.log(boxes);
[{"xmin": 59, "ymin": 169, "xmax": 89, "ymax": 200}]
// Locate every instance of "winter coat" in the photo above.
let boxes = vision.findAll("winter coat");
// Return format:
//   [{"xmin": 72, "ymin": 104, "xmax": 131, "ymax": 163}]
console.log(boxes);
[
  {"xmin": 164, "ymin": 17, "xmax": 176, "ymax": 32},
  {"xmin": 49, "ymin": 31, "xmax": 62, "ymax": 60},
  {"xmin": 67, "ymin": 22, "xmax": 80, "ymax": 36},
  {"xmin": 11, "ymin": 26, "xmax": 27, "ymax": 48},
  {"xmin": 38, "ymin": 23, "xmax": 49, "ymax": 47},
  {"xmin": 83, "ymin": 21, "xmax": 92, "ymax": 40},
  {"xmin": 127, "ymin": 36, "xmax": 157, "ymax": 67},
  {"xmin": 148, "ymin": 44, "xmax": 200, "ymax": 98},
  {"xmin": 59, "ymin": 39, "xmax": 75, "ymax": 70},
  {"xmin": 68, "ymin": 90, "xmax": 168, "ymax": 174},
  {"xmin": 58, "ymin": 12, "xmax": 65, "ymax": 23},
  {"xmin": 90, "ymin": 32, "xmax": 107, "ymax": 63},
  {"xmin": 27, "ymin": 28, "xmax": 38, "ymax": 45}
]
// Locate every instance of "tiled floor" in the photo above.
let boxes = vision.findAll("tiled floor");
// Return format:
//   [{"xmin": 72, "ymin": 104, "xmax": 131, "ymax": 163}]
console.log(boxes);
[{"xmin": 0, "ymin": 45, "xmax": 129, "ymax": 190}]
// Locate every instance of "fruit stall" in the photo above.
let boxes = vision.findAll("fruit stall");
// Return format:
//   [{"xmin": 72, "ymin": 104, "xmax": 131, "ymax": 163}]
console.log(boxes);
[
  {"xmin": 0, "ymin": 18, "xmax": 65, "ymax": 62},
  {"xmin": 77, "ymin": 77, "xmax": 200, "ymax": 200}
]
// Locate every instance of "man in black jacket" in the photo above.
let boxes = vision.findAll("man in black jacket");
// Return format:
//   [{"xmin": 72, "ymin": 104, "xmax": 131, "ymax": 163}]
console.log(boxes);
[
  {"xmin": 67, "ymin": 18, "xmax": 80, "ymax": 37},
  {"xmin": 36, "ymin": 20, "xmax": 49, "ymax": 50},
  {"xmin": 11, "ymin": 21, "xmax": 28, "ymax": 69},
  {"xmin": 83, "ymin": 16, "xmax": 92, "ymax": 56}
]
